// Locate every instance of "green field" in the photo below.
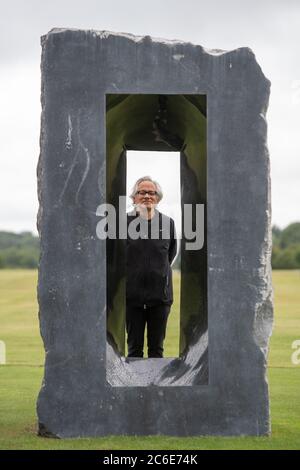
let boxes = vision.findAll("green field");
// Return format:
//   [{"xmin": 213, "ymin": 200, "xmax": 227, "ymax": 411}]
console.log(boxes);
[{"xmin": 0, "ymin": 269, "xmax": 299, "ymax": 449}]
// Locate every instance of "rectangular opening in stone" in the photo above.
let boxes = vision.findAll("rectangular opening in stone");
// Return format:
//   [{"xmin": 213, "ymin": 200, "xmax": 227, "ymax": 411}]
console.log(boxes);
[{"xmin": 105, "ymin": 94, "xmax": 208, "ymax": 386}]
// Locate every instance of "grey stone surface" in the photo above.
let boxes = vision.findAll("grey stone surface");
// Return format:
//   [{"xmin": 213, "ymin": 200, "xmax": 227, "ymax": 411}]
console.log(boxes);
[{"xmin": 37, "ymin": 28, "xmax": 273, "ymax": 437}]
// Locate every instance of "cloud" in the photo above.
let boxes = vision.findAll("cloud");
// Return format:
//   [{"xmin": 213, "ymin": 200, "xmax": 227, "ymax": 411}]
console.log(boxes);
[
  {"xmin": 0, "ymin": 0, "xmax": 299, "ymax": 231},
  {"xmin": 0, "ymin": 63, "xmax": 40, "ymax": 233}
]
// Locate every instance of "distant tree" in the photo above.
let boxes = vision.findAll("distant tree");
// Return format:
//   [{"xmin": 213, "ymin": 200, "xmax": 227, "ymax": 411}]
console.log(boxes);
[
  {"xmin": 295, "ymin": 248, "xmax": 300, "ymax": 266},
  {"xmin": 1, "ymin": 224, "xmax": 300, "ymax": 270},
  {"xmin": 272, "ymin": 225, "xmax": 282, "ymax": 247},
  {"xmin": 0, "ymin": 231, "xmax": 39, "ymax": 269},
  {"xmin": 273, "ymin": 247, "xmax": 298, "ymax": 269},
  {"xmin": 271, "ymin": 245, "xmax": 280, "ymax": 268},
  {"xmin": 271, "ymin": 223, "xmax": 300, "ymax": 269},
  {"xmin": 280, "ymin": 222, "xmax": 300, "ymax": 249}
]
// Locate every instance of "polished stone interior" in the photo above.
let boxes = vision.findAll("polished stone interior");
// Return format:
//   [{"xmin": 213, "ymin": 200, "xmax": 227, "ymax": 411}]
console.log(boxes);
[{"xmin": 106, "ymin": 94, "xmax": 208, "ymax": 385}]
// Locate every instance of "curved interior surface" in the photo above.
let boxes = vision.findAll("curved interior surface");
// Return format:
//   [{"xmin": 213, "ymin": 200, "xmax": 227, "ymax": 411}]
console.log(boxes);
[{"xmin": 106, "ymin": 94, "xmax": 208, "ymax": 385}]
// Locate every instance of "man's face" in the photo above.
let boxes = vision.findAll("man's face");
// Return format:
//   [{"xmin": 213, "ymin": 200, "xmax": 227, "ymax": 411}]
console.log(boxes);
[{"xmin": 133, "ymin": 180, "xmax": 159, "ymax": 211}]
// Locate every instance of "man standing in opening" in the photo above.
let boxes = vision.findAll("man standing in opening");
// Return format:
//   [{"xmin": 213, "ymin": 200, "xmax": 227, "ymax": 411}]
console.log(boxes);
[{"xmin": 126, "ymin": 176, "xmax": 177, "ymax": 358}]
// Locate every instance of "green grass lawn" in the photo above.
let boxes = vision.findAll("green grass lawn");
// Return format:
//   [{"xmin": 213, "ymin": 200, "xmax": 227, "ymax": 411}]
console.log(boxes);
[{"xmin": 0, "ymin": 269, "xmax": 299, "ymax": 449}]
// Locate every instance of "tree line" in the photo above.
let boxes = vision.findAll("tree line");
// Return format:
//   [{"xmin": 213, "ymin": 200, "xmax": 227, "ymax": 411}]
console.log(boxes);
[
  {"xmin": 0, "ymin": 231, "xmax": 39, "ymax": 269},
  {"xmin": 0, "ymin": 222, "xmax": 300, "ymax": 269},
  {"xmin": 272, "ymin": 222, "xmax": 300, "ymax": 269}
]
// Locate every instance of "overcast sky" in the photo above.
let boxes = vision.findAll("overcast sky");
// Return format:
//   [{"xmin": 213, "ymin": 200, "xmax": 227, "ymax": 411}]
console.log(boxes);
[{"xmin": 0, "ymin": 0, "xmax": 299, "ymax": 234}]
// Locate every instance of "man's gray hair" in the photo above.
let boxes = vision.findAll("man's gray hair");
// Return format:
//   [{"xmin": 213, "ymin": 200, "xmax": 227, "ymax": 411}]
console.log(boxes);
[{"xmin": 130, "ymin": 176, "xmax": 163, "ymax": 202}]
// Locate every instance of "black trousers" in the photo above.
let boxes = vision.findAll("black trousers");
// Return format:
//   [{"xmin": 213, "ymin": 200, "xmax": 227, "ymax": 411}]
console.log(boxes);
[{"xmin": 126, "ymin": 303, "xmax": 170, "ymax": 358}]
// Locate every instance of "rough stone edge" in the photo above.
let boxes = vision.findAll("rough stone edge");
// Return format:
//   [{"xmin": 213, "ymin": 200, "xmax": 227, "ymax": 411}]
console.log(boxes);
[
  {"xmin": 42, "ymin": 27, "xmax": 221, "ymax": 49},
  {"xmin": 40, "ymin": 28, "xmax": 270, "ymax": 84},
  {"xmin": 251, "ymin": 91, "xmax": 273, "ymax": 434},
  {"xmin": 36, "ymin": 26, "xmax": 49, "ymax": 436},
  {"xmin": 38, "ymin": 422, "xmax": 60, "ymax": 439}
]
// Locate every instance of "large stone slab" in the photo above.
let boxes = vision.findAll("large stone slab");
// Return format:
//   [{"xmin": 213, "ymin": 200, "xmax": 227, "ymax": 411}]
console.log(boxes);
[{"xmin": 37, "ymin": 28, "xmax": 273, "ymax": 437}]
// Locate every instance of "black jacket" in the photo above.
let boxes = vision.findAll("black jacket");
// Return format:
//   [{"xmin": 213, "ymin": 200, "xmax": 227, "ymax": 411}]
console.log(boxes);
[{"xmin": 126, "ymin": 209, "xmax": 177, "ymax": 307}]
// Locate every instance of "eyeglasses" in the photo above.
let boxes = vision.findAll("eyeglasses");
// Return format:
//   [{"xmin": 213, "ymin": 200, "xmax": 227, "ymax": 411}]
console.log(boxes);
[{"xmin": 136, "ymin": 190, "xmax": 157, "ymax": 196}]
